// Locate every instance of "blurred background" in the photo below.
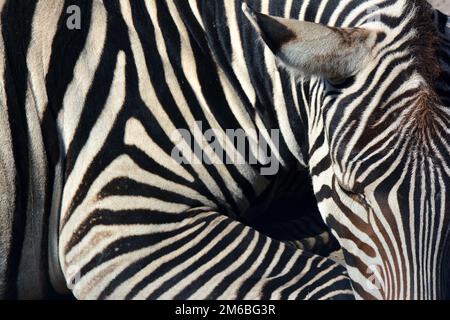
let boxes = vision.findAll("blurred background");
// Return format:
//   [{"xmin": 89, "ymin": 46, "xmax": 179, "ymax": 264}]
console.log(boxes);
[{"xmin": 429, "ymin": 0, "xmax": 450, "ymax": 14}]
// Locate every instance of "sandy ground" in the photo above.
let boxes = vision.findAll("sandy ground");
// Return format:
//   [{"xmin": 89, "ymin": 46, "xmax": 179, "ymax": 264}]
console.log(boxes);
[{"xmin": 428, "ymin": 0, "xmax": 450, "ymax": 14}]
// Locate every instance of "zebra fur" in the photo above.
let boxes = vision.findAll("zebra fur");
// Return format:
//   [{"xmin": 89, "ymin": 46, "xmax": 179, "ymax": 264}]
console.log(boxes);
[
  {"xmin": 0, "ymin": 0, "xmax": 353, "ymax": 300},
  {"xmin": 0, "ymin": 0, "xmax": 448, "ymax": 300},
  {"xmin": 246, "ymin": 0, "xmax": 450, "ymax": 299}
]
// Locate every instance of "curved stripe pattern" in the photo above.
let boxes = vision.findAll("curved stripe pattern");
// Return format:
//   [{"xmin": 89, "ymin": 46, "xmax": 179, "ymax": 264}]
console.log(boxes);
[
  {"xmin": 0, "ymin": 0, "xmax": 355, "ymax": 300},
  {"xmin": 0, "ymin": 0, "xmax": 448, "ymax": 300}
]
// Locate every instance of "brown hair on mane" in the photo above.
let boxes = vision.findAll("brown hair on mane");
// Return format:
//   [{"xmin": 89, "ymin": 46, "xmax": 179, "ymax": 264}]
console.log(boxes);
[{"xmin": 401, "ymin": 1, "xmax": 443, "ymax": 150}]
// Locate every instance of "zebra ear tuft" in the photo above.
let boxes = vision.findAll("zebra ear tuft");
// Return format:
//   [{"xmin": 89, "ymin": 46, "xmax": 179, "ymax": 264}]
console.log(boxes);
[{"xmin": 243, "ymin": 6, "xmax": 377, "ymax": 80}]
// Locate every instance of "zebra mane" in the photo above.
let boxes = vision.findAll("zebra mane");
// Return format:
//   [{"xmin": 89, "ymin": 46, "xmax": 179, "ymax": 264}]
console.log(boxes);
[
  {"xmin": 409, "ymin": 0, "xmax": 442, "ymax": 86},
  {"xmin": 401, "ymin": 0, "xmax": 446, "ymax": 143}
]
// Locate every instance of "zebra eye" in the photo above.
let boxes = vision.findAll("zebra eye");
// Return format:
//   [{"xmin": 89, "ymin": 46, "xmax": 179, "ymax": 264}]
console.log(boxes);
[
  {"xmin": 334, "ymin": 177, "xmax": 364, "ymax": 198},
  {"xmin": 336, "ymin": 179, "xmax": 355, "ymax": 194},
  {"xmin": 337, "ymin": 182, "xmax": 370, "ymax": 209}
]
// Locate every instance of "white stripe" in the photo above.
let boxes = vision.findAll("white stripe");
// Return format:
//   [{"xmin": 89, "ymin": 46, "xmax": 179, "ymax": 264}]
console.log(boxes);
[
  {"xmin": 59, "ymin": 2, "xmax": 108, "ymax": 153},
  {"xmin": 27, "ymin": 1, "xmax": 65, "ymax": 119}
]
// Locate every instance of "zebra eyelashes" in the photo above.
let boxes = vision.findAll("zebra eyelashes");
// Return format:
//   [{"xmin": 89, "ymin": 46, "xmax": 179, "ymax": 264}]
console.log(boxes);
[{"xmin": 242, "ymin": 3, "xmax": 378, "ymax": 81}]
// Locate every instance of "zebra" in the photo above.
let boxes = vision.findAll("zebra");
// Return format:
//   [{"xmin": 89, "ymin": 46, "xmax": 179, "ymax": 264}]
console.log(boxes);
[
  {"xmin": 243, "ymin": 0, "xmax": 450, "ymax": 299},
  {"xmin": 0, "ymin": 0, "xmax": 448, "ymax": 300},
  {"xmin": 0, "ymin": 0, "xmax": 352, "ymax": 300}
]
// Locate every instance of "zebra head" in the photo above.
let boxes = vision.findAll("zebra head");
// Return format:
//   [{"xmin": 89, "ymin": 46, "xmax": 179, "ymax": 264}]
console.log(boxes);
[{"xmin": 244, "ymin": 0, "xmax": 450, "ymax": 299}]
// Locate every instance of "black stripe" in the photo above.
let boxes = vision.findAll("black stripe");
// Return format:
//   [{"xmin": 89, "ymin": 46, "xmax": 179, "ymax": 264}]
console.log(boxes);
[{"xmin": 1, "ymin": 0, "xmax": 38, "ymax": 299}]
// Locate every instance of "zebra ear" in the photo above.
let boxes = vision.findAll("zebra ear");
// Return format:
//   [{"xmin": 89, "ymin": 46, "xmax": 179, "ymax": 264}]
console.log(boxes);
[{"xmin": 242, "ymin": 3, "xmax": 377, "ymax": 80}]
